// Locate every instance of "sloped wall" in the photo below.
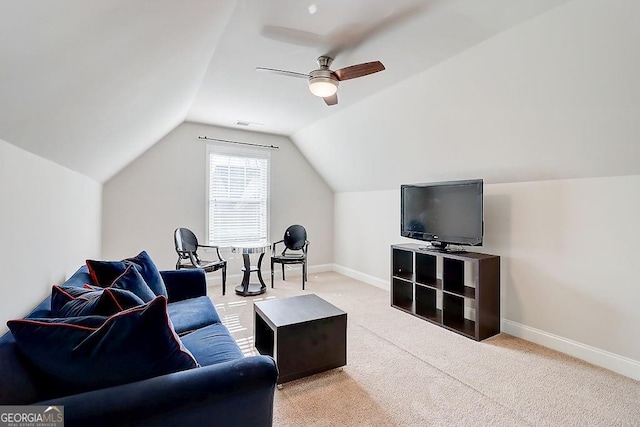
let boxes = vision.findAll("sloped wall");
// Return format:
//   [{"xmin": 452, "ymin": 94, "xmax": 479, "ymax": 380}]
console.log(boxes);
[
  {"xmin": 0, "ymin": 0, "xmax": 237, "ymax": 183},
  {"xmin": 293, "ymin": 0, "xmax": 640, "ymax": 190},
  {"xmin": 102, "ymin": 122, "xmax": 333, "ymax": 283},
  {"xmin": 0, "ymin": 140, "xmax": 102, "ymax": 333}
]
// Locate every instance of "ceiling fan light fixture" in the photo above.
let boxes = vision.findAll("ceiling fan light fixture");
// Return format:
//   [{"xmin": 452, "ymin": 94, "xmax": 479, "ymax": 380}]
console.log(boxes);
[
  {"xmin": 308, "ymin": 68, "xmax": 338, "ymax": 97},
  {"xmin": 308, "ymin": 76, "xmax": 338, "ymax": 98}
]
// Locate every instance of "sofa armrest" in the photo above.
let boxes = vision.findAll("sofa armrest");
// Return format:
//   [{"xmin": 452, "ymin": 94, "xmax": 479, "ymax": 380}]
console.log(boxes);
[
  {"xmin": 160, "ymin": 269, "xmax": 206, "ymax": 302},
  {"xmin": 38, "ymin": 355, "xmax": 278, "ymax": 427}
]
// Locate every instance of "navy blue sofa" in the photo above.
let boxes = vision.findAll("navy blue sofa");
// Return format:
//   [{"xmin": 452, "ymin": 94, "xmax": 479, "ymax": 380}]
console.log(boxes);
[{"xmin": 0, "ymin": 266, "xmax": 277, "ymax": 427}]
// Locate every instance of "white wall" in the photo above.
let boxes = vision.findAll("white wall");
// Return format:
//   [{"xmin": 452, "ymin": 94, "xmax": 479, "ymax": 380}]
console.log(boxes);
[
  {"xmin": 334, "ymin": 189, "xmax": 410, "ymax": 288},
  {"xmin": 334, "ymin": 175, "xmax": 640, "ymax": 379},
  {"xmin": 0, "ymin": 140, "xmax": 102, "ymax": 332},
  {"xmin": 102, "ymin": 122, "xmax": 333, "ymax": 282}
]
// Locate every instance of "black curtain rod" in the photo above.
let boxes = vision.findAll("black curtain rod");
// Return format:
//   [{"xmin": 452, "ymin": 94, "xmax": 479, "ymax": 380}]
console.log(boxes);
[{"xmin": 198, "ymin": 135, "xmax": 279, "ymax": 150}]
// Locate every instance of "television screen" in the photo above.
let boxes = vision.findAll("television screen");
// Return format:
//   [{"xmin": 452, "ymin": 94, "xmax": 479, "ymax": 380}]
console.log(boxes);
[{"xmin": 401, "ymin": 179, "xmax": 483, "ymax": 249}]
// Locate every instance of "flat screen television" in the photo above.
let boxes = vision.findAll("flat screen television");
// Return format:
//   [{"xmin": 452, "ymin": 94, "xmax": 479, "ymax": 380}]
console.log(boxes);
[{"xmin": 401, "ymin": 179, "xmax": 483, "ymax": 250}]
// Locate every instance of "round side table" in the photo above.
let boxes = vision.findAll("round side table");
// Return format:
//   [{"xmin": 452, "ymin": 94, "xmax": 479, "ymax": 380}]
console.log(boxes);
[{"xmin": 232, "ymin": 244, "xmax": 270, "ymax": 296}]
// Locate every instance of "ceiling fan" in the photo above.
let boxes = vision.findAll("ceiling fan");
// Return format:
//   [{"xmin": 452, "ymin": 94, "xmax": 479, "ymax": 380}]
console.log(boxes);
[{"xmin": 256, "ymin": 56, "xmax": 385, "ymax": 106}]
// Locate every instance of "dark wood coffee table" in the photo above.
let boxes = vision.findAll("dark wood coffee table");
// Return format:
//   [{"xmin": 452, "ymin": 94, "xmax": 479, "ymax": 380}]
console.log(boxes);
[{"xmin": 254, "ymin": 294, "xmax": 347, "ymax": 385}]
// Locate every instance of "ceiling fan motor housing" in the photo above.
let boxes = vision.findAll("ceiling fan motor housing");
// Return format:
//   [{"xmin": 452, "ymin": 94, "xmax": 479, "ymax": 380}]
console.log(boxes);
[
  {"xmin": 308, "ymin": 69, "xmax": 339, "ymax": 97},
  {"xmin": 316, "ymin": 56, "xmax": 334, "ymax": 68}
]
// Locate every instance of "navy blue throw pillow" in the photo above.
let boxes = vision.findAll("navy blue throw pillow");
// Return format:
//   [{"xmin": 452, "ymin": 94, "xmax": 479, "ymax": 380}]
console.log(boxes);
[
  {"xmin": 51, "ymin": 285, "xmax": 144, "ymax": 317},
  {"xmin": 124, "ymin": 251, "xmax": 168, "ymax": 297},
  {"xmin": 7, "ymin": 296, "xmax": 198, "ymax": 394},
  {"xmin": 86, "ymin": 251, "xmax": 167, "ymax": 297},
  {"xmin": 103, "ymin": 288, "xmax": 145, "ymax": 310},
  {"xmin": 109, "ymin": 265, "xmax": 156, "ymax": 303},
  {"xmin": 85, "ymin": 259, "xmax": 127, "ymax": 288}
]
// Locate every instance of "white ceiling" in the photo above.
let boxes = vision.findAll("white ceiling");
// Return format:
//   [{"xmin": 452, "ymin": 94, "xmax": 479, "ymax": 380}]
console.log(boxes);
[
  {"xmin": 188, "ymin": 0, "xmax": 572, "ymax": 134},
  {"xmin": 1, "ymin": 0, "xmax": 638, "ymax": 188}
]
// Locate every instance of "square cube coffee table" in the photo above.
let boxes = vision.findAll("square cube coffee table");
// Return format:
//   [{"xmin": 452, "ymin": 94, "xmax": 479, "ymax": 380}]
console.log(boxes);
[{"xmin": 254, "ymin": 294, "xmax": 347, "ymax": 385}]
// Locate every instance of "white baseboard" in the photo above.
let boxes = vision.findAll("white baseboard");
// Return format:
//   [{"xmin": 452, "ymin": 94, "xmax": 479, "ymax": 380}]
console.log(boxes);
[
  {"xmin": 325, "ymin": 266, "xmax": 640, "ymax": 381},
  {"xmin": 308, "ymin": 263, "xmax": 334, "ymax": 274},
  {"xmin": 269, "ymin": 263, "xmax": 333, "ymax": 279},
  {"xmin": 502, "ymin": 319, "xmax": 640, "ymax": 381},
  {"xmin": 331, "ymin": 264, "xmax": 389, "ymax": 290}
]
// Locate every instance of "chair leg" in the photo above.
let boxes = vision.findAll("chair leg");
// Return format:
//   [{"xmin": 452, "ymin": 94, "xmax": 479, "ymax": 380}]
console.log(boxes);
[
  {"xmin": 282, "ymin": 264, "xmax": 286, "ymax": 281},
  {"xmin": 302, "ymin": 262, "xmax": 306, "ymax": 290},
  {"xmin": 271, "ymin": 259, "xmax": 275, "ymax": 288},
  {"xmin": 222, "ymin": 266, "xmax": 227, "ymax": 296}
]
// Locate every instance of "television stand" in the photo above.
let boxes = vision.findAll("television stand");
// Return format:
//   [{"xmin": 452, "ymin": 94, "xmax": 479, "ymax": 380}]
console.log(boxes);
[{"xmin": 391, "ymin": 243, "xmax": 500, "ymax": 341}]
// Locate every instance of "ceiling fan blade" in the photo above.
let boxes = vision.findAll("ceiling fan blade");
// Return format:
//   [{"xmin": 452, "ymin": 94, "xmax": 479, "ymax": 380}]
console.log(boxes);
[
  {"xmin": 256, "ymin": 67, "xmax": 309, "ymax": 79},
  {"xmin": 327, "ymin": 5, "xmax": 426, "ymax": 57},
  {"xmin": 334, "ymin": 61, "xmax": 385, "ymax": 81},
  {"xmin": 262, "ymin": 4, "xmax": 425, "ymax": 60},
  {"xmin": 324, "ymin": 93, "xmax": 338, "ymax": 106}
]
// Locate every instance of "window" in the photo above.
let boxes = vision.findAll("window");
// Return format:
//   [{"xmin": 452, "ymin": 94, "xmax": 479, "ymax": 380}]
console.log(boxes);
[{"xmin": 207, "ymin": 146, "xmax": 270, "ymax": 246}]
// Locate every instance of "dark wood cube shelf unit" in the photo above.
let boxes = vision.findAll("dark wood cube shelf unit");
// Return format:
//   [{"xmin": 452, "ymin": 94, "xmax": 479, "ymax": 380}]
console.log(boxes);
[{"xmin": 391, "ymin": 243, "xmax": 500, "ymax": 341}]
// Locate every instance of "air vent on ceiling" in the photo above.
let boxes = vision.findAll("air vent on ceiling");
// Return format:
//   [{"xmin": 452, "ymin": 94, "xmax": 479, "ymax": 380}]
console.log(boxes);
[{"xmin": 235, "ymin": 120, "xmax": 264, "ymax": 128}]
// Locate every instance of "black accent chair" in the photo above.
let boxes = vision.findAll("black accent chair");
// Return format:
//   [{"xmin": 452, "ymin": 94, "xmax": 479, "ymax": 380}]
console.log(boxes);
[
  {"xmin": 271, "ymin": 225, "xmax": 309, "ymax": 290},
  {"xmin": 174, "ymin": 227, "xmax": 227, "ymax": 295}
]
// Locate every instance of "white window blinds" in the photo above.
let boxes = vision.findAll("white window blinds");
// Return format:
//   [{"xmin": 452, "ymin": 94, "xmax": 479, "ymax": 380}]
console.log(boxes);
[{"xmin": 207, "ymin": 149, "xmax": 269, "ymax": 246}]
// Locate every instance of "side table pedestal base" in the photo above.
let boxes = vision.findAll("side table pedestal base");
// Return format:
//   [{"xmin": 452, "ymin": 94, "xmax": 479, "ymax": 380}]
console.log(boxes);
[{"xmin": 235, "ymin": 283, "xmax": 266, "ymax": 296}]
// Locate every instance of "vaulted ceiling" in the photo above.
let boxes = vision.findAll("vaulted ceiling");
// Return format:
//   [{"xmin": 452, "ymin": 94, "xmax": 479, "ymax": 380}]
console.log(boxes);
[{"xmin": 1, "ymin": 0, "xmax": 638, "ymax": 189}]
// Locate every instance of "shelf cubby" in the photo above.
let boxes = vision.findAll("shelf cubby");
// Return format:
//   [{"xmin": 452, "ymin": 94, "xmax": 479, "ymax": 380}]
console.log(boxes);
[
  {"xmin": 392, "ymin": 249, "xmax": 413, "ymax": 281},
  {"xmin": 391, "ymin": 278, "xmax": 413, "ymax": 312},
  {"xmin": 415, "ymin": 284, "xmax": 441, "ymax": 323},
  {"xmin": 442, "ymin": 293, "xmax": 475, "ymax": 337},
  {"xmin": 415, "ymin": 252, "xmax": 437, "ymax": 287},
  {"xmin": 443, "ymin": 258, "xmax": 464, "ymax": 294}
]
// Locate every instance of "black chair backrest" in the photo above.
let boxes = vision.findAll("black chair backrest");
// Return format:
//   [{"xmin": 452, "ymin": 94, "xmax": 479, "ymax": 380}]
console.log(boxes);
[
  {"xmin": 174, "ymin": 228, "xmax": 199, "ymax": 254},
  {"xmin": 284, "ymin": 225, "xmax": 307, "ymax": 251}
]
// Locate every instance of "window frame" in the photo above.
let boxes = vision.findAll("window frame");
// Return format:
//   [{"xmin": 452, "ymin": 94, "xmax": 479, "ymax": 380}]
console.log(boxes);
[{"xmin": 205, "ymin": 143, "xmax": 271, "ymax": 247}]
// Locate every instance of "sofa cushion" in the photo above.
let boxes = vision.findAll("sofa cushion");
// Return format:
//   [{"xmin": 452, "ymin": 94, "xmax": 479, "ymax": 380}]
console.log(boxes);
[
  {"xmin": 0, "ymin": 335, "xmax": 56, "ymax": 404},
  {"xmin": 51, "ymin": 285, "xmax": 144, "ymax": 317},
  {"xmin": 109, "ymin": 265, "xmax": 156, "ymax": 302},
  {"xmin": 86, "ymin": 251, "xmax": 167, "ymax": 297},
  {"xmin": 180, "ymin": 323, "xmax": 243, "ymax": 367},
  {"xmin": 7, "ymin": 296, "xmax": 198, "ymax": 395},
  {"xmin": 167, "ymin": 296, "xmax": 221, "ymax": 335}
]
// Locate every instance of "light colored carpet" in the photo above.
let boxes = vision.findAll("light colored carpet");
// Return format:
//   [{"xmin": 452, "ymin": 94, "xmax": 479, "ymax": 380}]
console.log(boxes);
[{"xmin": 208, "ymin": 272, "xmax": 640, "ymax": 426}]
